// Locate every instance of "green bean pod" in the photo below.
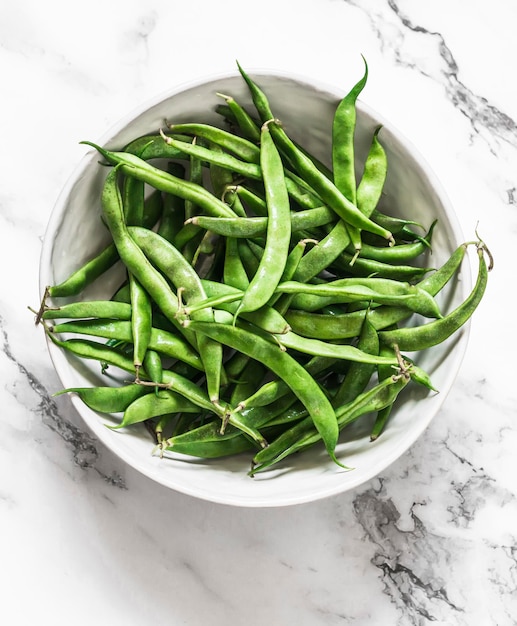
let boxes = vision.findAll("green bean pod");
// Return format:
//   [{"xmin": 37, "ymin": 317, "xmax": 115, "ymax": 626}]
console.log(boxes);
[
  {"xmin": 82, "ymin": 142, "xmax": 238, "ymax": 219},
  {"xmin": 129, "ymin": 273, "xmax": 152, "ymax": 374},
  {"xmin": 378, "ymin": 244, "xmax": 490, "ymax": 351},
  {"xmin": 183, "ymin": 320, "xmax": 341, "ymax": 464},
  {"xmin": 278, "ymin": 277, "xmax": 442, "ymax": 319},
  {"xmin": 166, "ymin": 122, "xmax": 261, "ymax": 163},
  {"xmin": 332, "ymin": 314, "xmax": 379, "ymax": 407},
  {"xmin": 54, "ymin": 383, "xmax": 151, "ymax": 413},
  {"xmin": 42, "ymin": 300, "xmax": 132, "ymax": 321},
  {"xmin": 235, "ymin": 121, "xmax": 291, "ymax": 317},
  {"xmin": 114, "ymin": 389, "xmax": 200, "ymax": 429}
]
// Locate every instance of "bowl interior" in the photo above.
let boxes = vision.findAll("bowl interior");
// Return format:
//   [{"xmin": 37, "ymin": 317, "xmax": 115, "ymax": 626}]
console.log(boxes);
[{"xmin": 40, "ymin": 71, "xmax": 470, "ymax": 507}]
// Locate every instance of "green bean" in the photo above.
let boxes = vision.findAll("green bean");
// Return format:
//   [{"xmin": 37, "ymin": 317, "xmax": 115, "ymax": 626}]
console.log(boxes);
[
  {"xmin": 332, "ymin": 251, "xmax": 433, "ymax": 282},
  {"xmin": 235, "ymin": 355, "xmax": 336, "ymax": 411},
  {"xmin": 52, "ymin": 332, "xmax": 217, "ymax": 423},
  {"xmin": 129, "ymin": 273, "xmax": 152, "ymax": 376},
  {"xmin": 293, "ymin": 220, "xmax": 352, "ymax": 283},
  {"xmin": 123, "ymin": 133, "xmax": 192, "ymax": 160},
  {"xmin": 186, "ymin": 205, "xmax": 335, "ymax": 239},
  {"xmin": 142, "ymin": 348, "xmax": 163, "ymax": 390},
  {"xmin": 332, "ymin": 57, "xmax": 368, "ymax": 203},
  {"xmin": 122, "ymin": 171, "xmax": 145, "ymax": 227},
  {"xmin": 235, "ymin": 121, "xmax": 291, "ymax": 317},
  {"xmin": 98, "ymin": 168, "xmax": 188, "ymax": 337},
  {"xmin": 114, "ymin": 389, "xmax": 200, "ymax": 429},
  {"xmin": 277, "ymin": 277, "xmax": 441, "ymax": 318},
  {"xmin": 163, "ymin": 427, "xmax": 256, "ymax": 459},
  {"xmin": 82, "ymin": 142, "xmax": 238, "ymax": 219},
  {"xmin": 356, "ymin": 126, "xmax": 387, "ymax": 219},
  {"xmin": 200, "ymin": 279, "xmax": 291, "ymax": 335},
  {"xmin": 378, "ymin": 243, "xmax": 490, "ymax": 351},
  {"xmin": 370, "ymin": 345, "xmax": 399, "ymax": 440},
  {"xmin": 42, "ymin": 300, "xmax": 132, "ymax": 321},
  {"xmin": 47, "ymin": 245, "xmax": 120, "ymax": 299},
  {"xmin": 162, "ymin": 393, "xmax": 300, "ymax": 459},
  {"xmin": 165, "ymin": 122, "xmax": 261, "ymax": 164},
  {"xmin": 179, "ymin": 147, "xmax": 206, "ymax": 264},
  {"xmin": 216, "ymin": 92, "xmax": 261, "ymax": 142},
  {"xmin": 275, "ymin": 329, "xmax": 401, "ymax": 367},
  {"xmin": 221, "ymin": 231, "xmax": 246, "ymax": 285},
  {"xmin": 54, "ymin": 383, "xmax": 150, "ymax": 413},
  {"xmin": 49, "ymin": 319, "xmax": 204, "ymax": 371},
  {"xmin": 332, "ymin": 314, "xmax": 379, "ymax": 407},
  {"xmin": 183, "ymin": 320, "xmax": 341, "ymax": 463},
  {"xmin": 232, "ymin": 184, "xmax": 268, "ymax": 216},
  {"xmin": 157, "ymin": 163, "xmax": 186, "ymax": 243},
  {"xmin": 229, "ymin": 358, "xmax": 267, "ymax": 407},
  {"xmin": 357, "ymin": 219, "xmax": 436, "ymax": 264},
  {"xmin": 158, "ymin": 134, "xmax": 262, "ymax": 180},
  {"xmin": 269, "ymin": 238, "xmax": 316, "ymax": 313}
]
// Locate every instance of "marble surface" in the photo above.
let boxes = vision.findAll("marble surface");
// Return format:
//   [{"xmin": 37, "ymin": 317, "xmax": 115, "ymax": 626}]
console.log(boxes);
[{"xmin": 2, "ymin": 0, "xmax": 516, "ymax": 624}]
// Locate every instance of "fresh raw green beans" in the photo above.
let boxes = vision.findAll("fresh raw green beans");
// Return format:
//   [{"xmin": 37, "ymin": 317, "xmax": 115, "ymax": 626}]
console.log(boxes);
[{"xmin": 36, "ymin": 59, "xmax": 491, "ymax": 477}]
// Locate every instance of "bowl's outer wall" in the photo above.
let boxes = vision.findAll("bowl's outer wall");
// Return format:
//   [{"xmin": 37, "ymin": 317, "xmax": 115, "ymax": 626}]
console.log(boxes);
[{"xmin": 40, "ymin": 71, "xmax": 470, "ymax": 507}]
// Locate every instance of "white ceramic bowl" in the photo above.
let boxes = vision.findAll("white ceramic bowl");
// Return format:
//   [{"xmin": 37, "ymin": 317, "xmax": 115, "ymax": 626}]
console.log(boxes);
[{"xmin": 40, "ymin": 70, "xmax": 470, "ymax": 507}]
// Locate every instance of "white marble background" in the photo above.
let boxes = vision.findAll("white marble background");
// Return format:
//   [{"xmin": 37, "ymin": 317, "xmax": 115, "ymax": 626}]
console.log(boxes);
[{"xmin": 1, "ymin": 0, "xmax": 516, "ymax": 624}]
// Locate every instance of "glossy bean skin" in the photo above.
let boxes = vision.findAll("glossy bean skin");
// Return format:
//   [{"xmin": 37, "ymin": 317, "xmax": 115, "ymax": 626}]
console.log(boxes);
[
  {"xmin": 157, "ymin": 163, "xmax": 186, "ymax": 243},
  {"xmin": 223, "ymin": 235, "xmax": 249, "ymax": 291},
  {"xmin": 159, "ymin": 134, "xmax": 262, "ymax": 180},
  {"xmin": 142, "ymin": 348, "xmax": 163, "ymax": 389},
  {"xmin": 332, "ymin": 251, "xmax": 433, "ymax": 282},
  {"xmin": 357, "ymin": 219, "xmax": 436, "ymax": 264},
  {"xmin": 236, "ymin": 355, "xmax": 336, "ymax": 410},
  {"xmin": 355, "ymin": 126, "xmax": 387, "ymax": 219},
  {"xmin": 332, "ymin": 58, "xmax": 368, "ymax": 250}
]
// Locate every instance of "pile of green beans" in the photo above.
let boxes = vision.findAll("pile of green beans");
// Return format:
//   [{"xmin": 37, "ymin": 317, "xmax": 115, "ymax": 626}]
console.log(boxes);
[{"xmin": 35, "ymin": 61, "xmax": 492, "ymax": 476}]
